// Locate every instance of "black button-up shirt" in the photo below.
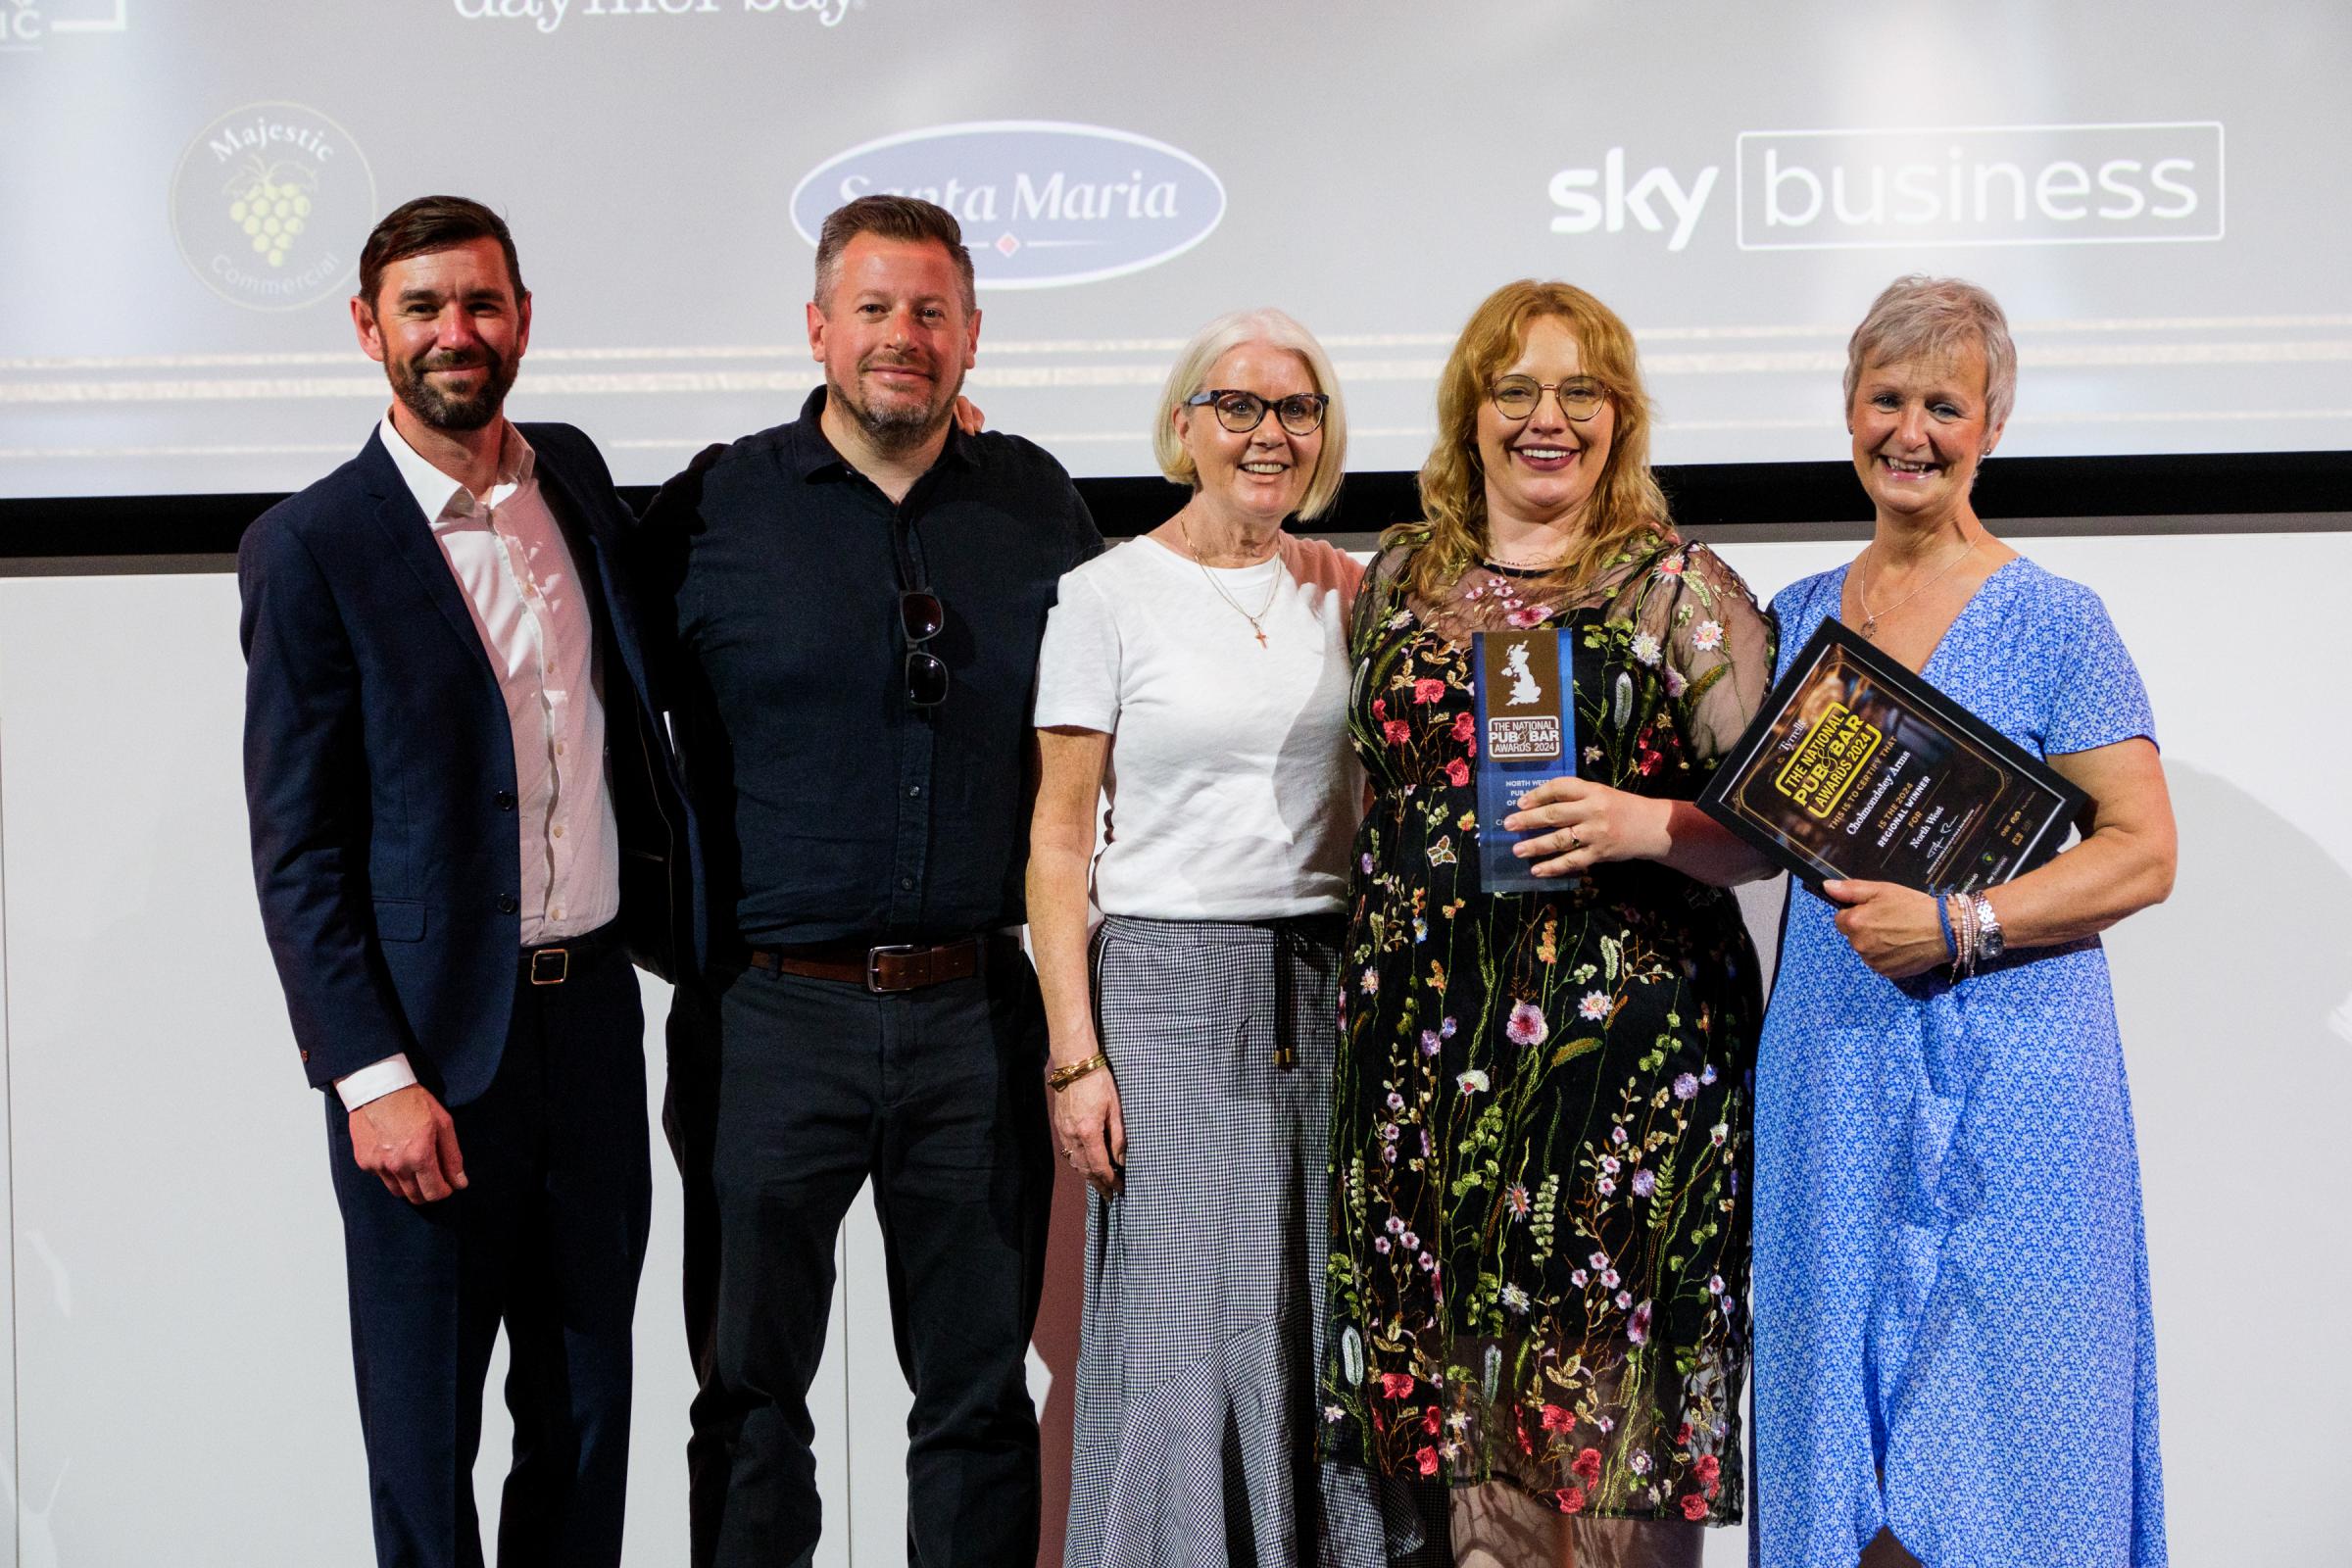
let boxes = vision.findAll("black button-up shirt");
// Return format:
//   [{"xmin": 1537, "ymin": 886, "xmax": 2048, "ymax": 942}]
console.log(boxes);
[{"xmin": 635, "ymin": 389, "xmax": 1101, "ymax": 948}]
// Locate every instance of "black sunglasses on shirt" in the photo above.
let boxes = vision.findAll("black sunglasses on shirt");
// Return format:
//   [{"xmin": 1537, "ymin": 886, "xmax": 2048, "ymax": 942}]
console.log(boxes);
[{"xmin": 901, "ymin": 589, "xmax": 949, "ymax": 709}]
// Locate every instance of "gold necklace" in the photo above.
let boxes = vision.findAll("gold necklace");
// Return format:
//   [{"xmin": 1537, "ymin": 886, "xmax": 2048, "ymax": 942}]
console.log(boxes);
[
  {"xmin": 1855, "ymin": 536, "xmax": 1980, "ymax": 641},
  {"xmin": 1178, "ymin": 514, "xmax": 1283, "ymax": 648}
]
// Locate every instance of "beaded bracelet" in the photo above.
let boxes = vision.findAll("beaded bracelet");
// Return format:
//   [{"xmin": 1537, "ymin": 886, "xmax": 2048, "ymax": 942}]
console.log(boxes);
[{"xmin": 1934, "ymin": 889, "xmax": 1958, "ymax": 961}]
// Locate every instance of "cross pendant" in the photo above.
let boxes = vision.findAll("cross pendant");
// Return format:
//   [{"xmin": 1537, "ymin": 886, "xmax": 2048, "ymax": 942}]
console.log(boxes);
[{"xmin": 1253, "ymin": 627, "xmax": 1268, "ymax": 648}]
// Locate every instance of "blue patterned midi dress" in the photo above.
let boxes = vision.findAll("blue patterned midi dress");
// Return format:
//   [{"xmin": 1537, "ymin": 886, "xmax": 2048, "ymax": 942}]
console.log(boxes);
[{"xmin": 1750, "ymin": 558, "xmax": 2168, "ymax": 1568}]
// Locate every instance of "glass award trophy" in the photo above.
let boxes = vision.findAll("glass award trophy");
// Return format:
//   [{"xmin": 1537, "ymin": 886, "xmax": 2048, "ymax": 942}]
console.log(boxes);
[{"xmin": 1473, "ymin": 627, "xmax": 1577, "ymax": 895}]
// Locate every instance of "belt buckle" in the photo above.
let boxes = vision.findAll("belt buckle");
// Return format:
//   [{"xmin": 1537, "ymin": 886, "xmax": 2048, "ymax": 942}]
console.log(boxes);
[
  {"xmin": 865, "ymin": 943, "xmax": 920, "ymax": 994},
  {"xmin": 529, "ymin": 947, "xmax": 569, "ymax": 986}
]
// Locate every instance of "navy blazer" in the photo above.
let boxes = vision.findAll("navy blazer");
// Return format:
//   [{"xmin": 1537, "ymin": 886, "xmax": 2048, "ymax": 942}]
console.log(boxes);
[{"xmin": 240, "ymin": 422, "xmax": 703, "ymax": 1105}]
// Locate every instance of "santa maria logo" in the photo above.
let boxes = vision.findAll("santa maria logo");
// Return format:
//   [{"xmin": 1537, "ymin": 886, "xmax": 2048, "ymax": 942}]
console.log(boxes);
[
  {"xmin": 170, "ymin": 102, "xmax": 378, "ymax": 311},
  {"xmin": 791, "ymin": 122, "xmax": 1225, "ymax": 289}
]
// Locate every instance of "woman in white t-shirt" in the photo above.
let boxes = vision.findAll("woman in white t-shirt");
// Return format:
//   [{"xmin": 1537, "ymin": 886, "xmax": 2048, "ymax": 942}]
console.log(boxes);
[{"xmin": 1028, "ymin": 309, "xmax": 1377, "ymax": 1566}]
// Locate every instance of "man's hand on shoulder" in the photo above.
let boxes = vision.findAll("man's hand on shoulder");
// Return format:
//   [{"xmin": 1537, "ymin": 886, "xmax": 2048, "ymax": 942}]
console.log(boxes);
[{"xmin": 349, "ymin": 1084, "xmax": 467, "ymax": 1204}]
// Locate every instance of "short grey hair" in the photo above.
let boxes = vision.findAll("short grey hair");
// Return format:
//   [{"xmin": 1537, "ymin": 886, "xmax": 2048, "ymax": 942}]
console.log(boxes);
[
  {"xmin": 1152, "ymin": 309, "xmax": 1348, "ymax": 521},
  {"xmin": 1843, "ymin": 274, "xmax": 2018, "ymax": 437}
]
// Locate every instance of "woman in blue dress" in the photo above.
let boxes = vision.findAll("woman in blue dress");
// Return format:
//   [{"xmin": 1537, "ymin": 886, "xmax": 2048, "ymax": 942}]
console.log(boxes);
[{"xmin": 1750, "ymin": 276, "xmax": 2177, "ymax": 1568}]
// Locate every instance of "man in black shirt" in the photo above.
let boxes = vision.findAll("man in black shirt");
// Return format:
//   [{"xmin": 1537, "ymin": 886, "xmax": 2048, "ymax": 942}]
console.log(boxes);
[{"xmin": 634, "ymin": 195, "xmax": 1100, "ymax": 1568}]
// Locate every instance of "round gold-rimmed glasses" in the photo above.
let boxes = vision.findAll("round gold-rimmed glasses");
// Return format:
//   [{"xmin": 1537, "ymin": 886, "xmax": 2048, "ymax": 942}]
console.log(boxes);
[{"xmin": 1489, "ymin": 375, "xmax": 1607, "ymax": 422}]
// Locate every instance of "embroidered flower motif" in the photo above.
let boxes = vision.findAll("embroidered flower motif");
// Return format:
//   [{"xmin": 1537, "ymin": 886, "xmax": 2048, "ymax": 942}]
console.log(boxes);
[
  {"xmin": 1699, "ymin": 1062, "xmax": 1717, "ymax": 1086},
  {"xmin": 1631, "ymin": 1451, "xmax": 1652, "ymax": 1475},
  {"xmin": 1589, "ymin": 1250, "xmax": 1610, "ymax": 1270},
  {"xmin": 1557, "ymin": 1486, "xmax": 1588, "ymax": 1515},
  {"xmin": 1458, "ymin": 1069, "xmax": 1491, "ymax": 1095},
  {"xmin": 1416, "ymin": 1446, "xmax": 1440, "ymax": 1476},
  {"xmin": 1682, "ymin": 1494, "xmax": 1711, "ymax": 1521},
  {"xmin": 1450, "ymin": 710, "xmax": 1476, "ymax": 742},
  {"xmin": 1691, "ymin": 618, "xmax": 1724, "ymax": 653},
  {"xmin": 1445, "ymin": 759, "xmax": 1471, "ymax": 788},
  {"xmin": 1413, "ymin": 677, "xmax": 1446, "ymax": 705},
  {"xmin": 1665, "ymin": 666, "xmax": 1689, "ymax": 699},
  {"xmin": 1541, "ymin": 1404, "xmax": 1574, "ymax": 1433},
  {"xmin": 1504, "ymin": 1182, "xmax": 1531, "ymax": 1218},
  {"xmin": 1673, "ymin": 1072, "xmax": 1699, "ymax": 1100},
  {"xmin": 1506, "ymin": 1001, "xmax": 1548, "ymax": 1046},
  {"xmin": 1628, "ymin": 1299, "xmax": 1652, "ymax": 1344},
  {"xmin": 1383, "ymin": 719, "xmax": 1411, "ymax": 745},
  {"xmin": 1501, "ymin": 1283, "xmax": 1531, "ymax": 1313},
  {"xmin": 1578, "ymin": 990, "xmax": 1610, "ymax": 1021},
  {"xmin": 1572, "ymin": 1446, "xmax": 1603, "ymax": 1486},
  {"xmin": 1631, "ymin": 631, "xmax": 1663, "ymax": 666},
  {"xmin": 1631, "ymin": 1168, "xmax": 1656, "ymax": 1198},
  {"xmin": 1380, "ymin": 1371, "xmax": 1416, "ymax": 1399},
  {"xmin": 1361, "ymin": 967, "xmax": 1382, "ymax": 995},
  {"xmin": 1419, "ymin": 1029, "xmax": 1442, "ymax": 1056},
  {"xmin": 1504, "ymin": 604, "xmax": 1553, "ymax": 628}
]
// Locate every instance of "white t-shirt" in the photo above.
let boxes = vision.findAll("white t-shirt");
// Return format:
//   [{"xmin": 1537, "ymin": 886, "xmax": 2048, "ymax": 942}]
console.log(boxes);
[{"xmin": 1034, "ymin": 533, "xmax": 1365, "ymax": 919}]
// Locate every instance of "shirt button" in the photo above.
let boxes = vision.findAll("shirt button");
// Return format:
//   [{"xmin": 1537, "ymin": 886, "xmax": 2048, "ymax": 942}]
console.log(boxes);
[
  {"xmin": 495, "ymin": 790, "xmax": 516, "ymax": 810},
  {"xmin": 497, "ymin": 894, "xmax": 518, "ymax": 914},
  {"xmin": 552, "ymin": 824, "xmax": 564, "ymax": 839},
  {"xmin": 899, "ymin": 876, "xmax": 915, "ymax": 892},
  {"xmin": 907, "ymin": 784, "xmax": 922, "ymax": 798}
]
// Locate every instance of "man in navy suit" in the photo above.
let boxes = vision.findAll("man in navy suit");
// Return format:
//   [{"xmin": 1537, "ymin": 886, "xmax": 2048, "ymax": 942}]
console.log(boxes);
[{"xmin": 239, "ymin": 195, "xmax": 691, "ymax": 1568}]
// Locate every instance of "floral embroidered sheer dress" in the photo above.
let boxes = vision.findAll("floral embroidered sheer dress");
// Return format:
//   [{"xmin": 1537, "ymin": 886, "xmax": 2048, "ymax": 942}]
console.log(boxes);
[{"xmin": 1321, "ymin": 529, "xmax": 1775, "ymax": 1533}]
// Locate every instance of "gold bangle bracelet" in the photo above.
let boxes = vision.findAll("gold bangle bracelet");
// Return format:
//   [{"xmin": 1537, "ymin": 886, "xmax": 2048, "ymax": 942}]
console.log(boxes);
[{"xmin": 1047, "ymin": 1052, "xmax": 1108, "ymax": 1093}]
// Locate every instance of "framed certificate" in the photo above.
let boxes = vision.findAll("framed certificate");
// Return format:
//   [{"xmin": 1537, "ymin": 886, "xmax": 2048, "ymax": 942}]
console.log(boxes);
[
  {"xmin": 1473, "ymin": 627, "xmax": 1577, "ymax": 895},
  {"xmin": 1697, "ymin": 617, "xmax": 2086, "ymax": 893}
]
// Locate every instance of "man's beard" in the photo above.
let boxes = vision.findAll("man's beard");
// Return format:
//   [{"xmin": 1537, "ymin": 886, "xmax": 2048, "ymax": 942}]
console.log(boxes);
[
  {"xmin": 831, "ymin": 353, "xmax": 956, "ymax": 455},
  {"xmin": 385, "ymin": 344, "xmax": 518, "ymax": 433}
]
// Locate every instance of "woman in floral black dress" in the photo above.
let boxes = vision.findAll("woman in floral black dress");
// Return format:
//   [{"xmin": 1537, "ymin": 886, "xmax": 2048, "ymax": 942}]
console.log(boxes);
[{"xmin": 1321, "ymin": 280, "xmax": 1778, "ymax": 1568}]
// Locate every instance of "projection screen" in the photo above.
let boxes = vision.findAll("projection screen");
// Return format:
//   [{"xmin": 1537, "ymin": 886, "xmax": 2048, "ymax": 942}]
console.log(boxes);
[{"xmin": 2, "ymin": 0, "xmax": 2347, "ymax": 499}]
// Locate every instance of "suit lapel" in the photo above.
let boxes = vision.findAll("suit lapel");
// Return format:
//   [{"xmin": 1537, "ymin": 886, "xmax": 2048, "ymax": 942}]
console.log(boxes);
[{"xmin": 358, "ymin": 430, "xmax": 504, "ymax": 692}]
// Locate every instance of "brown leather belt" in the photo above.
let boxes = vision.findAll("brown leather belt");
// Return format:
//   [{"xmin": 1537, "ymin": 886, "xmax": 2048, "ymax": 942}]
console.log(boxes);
[{"xmin": 746, "ymin": 933, "xmax": 1016, "ymax": 994}]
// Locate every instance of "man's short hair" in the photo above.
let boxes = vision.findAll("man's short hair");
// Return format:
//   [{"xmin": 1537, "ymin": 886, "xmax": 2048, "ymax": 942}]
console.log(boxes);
[
  {"xmin": 813, "ymin": 195, "xmax": 976, "ymax": 313},
  {"xmin": 357, "ymin": 196, "xmax": 526, "ymax": 314}
]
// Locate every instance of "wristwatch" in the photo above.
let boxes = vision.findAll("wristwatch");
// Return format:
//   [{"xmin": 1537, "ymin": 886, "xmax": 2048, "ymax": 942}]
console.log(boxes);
[{"xmin": 1970, "ymin": 894, "xmax": 2005, "ymax": 962}]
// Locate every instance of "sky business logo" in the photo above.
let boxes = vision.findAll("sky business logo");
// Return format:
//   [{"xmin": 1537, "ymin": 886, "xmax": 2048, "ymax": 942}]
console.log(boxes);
[
  {"xmin": 791, "ymin": 122, "xmax": 1226, "ymax": 290},
  {"xmin": 1545, "ymin": 122, "xmax": 2224, "ymax": 253},
  {"xmin": 1737, "ymin": 123, "xmax": 2224, "ymax": 250}
]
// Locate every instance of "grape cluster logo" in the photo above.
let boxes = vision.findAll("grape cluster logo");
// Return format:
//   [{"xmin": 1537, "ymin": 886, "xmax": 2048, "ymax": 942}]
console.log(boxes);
[{"xmin": 170, "ymin": 102, "xmax": 377, "ymax": 311}]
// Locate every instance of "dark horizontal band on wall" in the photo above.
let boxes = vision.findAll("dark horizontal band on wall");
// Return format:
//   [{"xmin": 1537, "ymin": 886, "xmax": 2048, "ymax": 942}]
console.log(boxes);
[{"xmin": 2, "ymin": 450, "xmax": 2346, "ymax": 559}]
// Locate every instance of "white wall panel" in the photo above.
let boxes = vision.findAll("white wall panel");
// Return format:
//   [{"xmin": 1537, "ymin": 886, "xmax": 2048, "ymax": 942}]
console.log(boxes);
[{"xmin": 0, "ymin": 533, "xmax": 2341, "ymax": 1564}]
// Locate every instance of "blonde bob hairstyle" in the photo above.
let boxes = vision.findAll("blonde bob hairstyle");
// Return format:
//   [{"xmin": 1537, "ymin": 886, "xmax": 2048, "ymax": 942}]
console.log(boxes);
[
  {"xmin": 1405, "ymin": 279, "xmax": 1670, "ymax": 603},
  {"xmin": 1843, "ymin": 273, "xmax": 2017, "ymax": 437},
  {"xmin": 1152, "ymin": 308, "xmax": 1348, "ymax": 522}
]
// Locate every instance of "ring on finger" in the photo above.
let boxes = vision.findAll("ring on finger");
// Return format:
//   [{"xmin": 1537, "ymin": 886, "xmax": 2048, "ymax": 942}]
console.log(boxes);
[{"xmin": 1567, "ymin": 827, "xmax": 1586, "ymax": 850}]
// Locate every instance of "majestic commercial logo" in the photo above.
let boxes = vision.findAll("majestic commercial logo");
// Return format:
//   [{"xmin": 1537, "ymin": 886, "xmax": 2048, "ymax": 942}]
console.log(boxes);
[
  {"xmin": 790, "ymin": 122, "xmax": 1226, "ymax": 290},
  {"xmin": 1544, "ymin": 122, "xmax": 2225, "ymax": 253},
  {"xmin": 170, "ymin": 102, "xmax": 377, "ymax": 312}
]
